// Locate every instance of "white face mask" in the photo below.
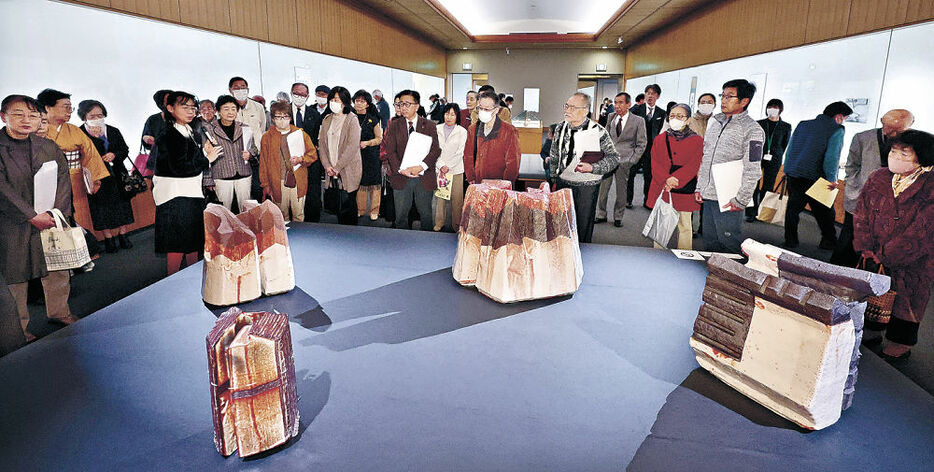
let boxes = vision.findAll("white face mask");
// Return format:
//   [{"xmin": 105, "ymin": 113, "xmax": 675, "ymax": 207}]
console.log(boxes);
[
  {"xmin": 766, "ymin": 107, "xmax": 780, "ymax": 118},
  {"xmin": 232, "ymin": 89, "xmax": 249, "ymax": 102},
  {"xmin": 85, "ymin": 118, "xmax": 105, "ymax": 128},
  {"xmin": 329, "ymin": 101, "xmax": 343, "ymax": 114},
  {"xmin": 478, "ymin": 110, "xmax": 495, "ymax": 124},
  {"xmin": 668, "ymin": 118, "xmax": 686, "ymax": 130},
  {"xmin": 697, "ymin": 103, "xmax": 716, "ymax": 115},
  {"xmin": 292, "ymin": 94, "xmax": 307, "ymax": 107},
  {"xmin": 889, "ymin": 157, "xmax": 918, "ymax": 175},
  {"xmin": 316, "ymin": 96, "xmax": 328, "ymax": 106}
]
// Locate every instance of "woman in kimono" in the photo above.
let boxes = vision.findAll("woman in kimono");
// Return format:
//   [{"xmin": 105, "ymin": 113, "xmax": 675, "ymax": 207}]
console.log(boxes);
[
  {"xmin": 77, "ymin": 100, "xmax": 135, "ymax": 253},
  {"xmin": 152, "ymin": 91, "xmax": 219, "ymax": 275}
]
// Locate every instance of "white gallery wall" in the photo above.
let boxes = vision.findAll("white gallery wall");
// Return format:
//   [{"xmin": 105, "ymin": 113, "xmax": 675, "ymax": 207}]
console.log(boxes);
[
  {"xmin": 0, "ymin": 0, "xmax": 443, "ymax": 148},
  {"xmin": 625, "ymin": 21, "xmax": 934, "ymax": 166}
]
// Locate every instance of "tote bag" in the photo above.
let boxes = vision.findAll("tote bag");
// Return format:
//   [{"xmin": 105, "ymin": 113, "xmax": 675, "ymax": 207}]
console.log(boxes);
[
  {"xmin": 642, "ymin": 191, "xmax": 680, "ymax": 247},
  {"xmin": 41, "ymin": 209, "xmax": 92, "ymax": 271},
  {"xmin": 756, "ymin": 177, "xmax": 788, "ymax": 226}
]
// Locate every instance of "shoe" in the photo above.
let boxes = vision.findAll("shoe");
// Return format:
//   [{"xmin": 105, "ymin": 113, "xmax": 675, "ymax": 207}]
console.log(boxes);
[
  {"xmin": 614, "ymin": 220, "xmax": 622, "ymax": 227},
  {"xmin": 104, "ymin": 237, "xmax": 118, "ymax": 253},
  {"xmin": 744, "ymin": 216, "xmax": 756, "ymax": 223},
  {"xmin": 369, "ymin": 214, "xmax": 378, "ymax": 221},
  {"xmin": 24, "ymin": 332, "xmax": 37, "ymax": 343},
  {"xmin": 818, "ymin": 239, "xmax": 836, "ymax": 250},
  {"xmin": 595, "ymin": 217, "xmax": 607, "ymax": 224},
  {"xmin": 49, "ymin": 314, "xmax": 80, "ymax": 326},
  {"xmin": 880, "ymin": 349, "xmax": 911, "ymax": 362},
  {"xmin": 118, "ymin": 234, "xmax": 133, "ymax": 250},
  {"xmin": 861, "ymin": 329, "xmax": 884, "ymax": 346},
  {"xmin": 780, "ymin": 241, "xmax": 799, "ymax": 249},
  {"xmin": 625, "ymin": 203, "xmax": 633, "ymax": 209}
]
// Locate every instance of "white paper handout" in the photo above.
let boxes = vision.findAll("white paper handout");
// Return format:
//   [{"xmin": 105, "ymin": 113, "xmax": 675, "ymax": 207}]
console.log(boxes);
[
  {"xmin": 805, "ymin": 178, "xmax": 839, "ymax": 208},
  {"xmin": 34, "ymin": 160, "xmax": 58, "ymax": 213},
  {"xmin": 401, "ymin": 132, "xmax": 431, "ymax": 173},
  {"xmin": 241, "ymin": 126, "xmax": 253, "ymax": 155},
  {"xmin": 558, "ymin": 127, "xmax": 603, "ymax": 183},
  {"xmin": 286, "ymin": 130, "xmax": 305, "ymax": 170},
  {"xmin": 711, "ymin": 159, "xmax": 745, "ymax": 212}
]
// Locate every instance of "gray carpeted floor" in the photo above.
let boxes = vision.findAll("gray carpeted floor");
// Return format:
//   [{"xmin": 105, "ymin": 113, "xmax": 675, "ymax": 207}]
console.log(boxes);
[{"xmin": 22, "ymin": 173, "xmax": 934, "ymax": 396}]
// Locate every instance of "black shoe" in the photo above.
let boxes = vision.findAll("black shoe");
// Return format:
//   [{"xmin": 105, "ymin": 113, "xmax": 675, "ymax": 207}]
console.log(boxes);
[
  {"xmin": 614, "ymin": 220, "xmax": 622, "ymax": 227},
  {"xmin": 642, "ymin": 204, "xmax": 651, "ymax": 210},
  {"xmin": 744, "ymin": 216, "xmax": 756, "ymax": 223},
  {"xmin": 118, "ymin": 234, "xmax": 133, "ymax": 249},
  {"xmin": 625, "ymin": 203, "xmax": 633, "ymax": 209},
  {"xmin": 104, "ymin": 238, "xmax": 118, "ymax": 253},
  {"xmin": 818, "ymin": 239, "xmax": 836, "ymax": 250},
  {"xmin": 780, "ymin": 241, "xmax": 799, "ymax": 249},
  {"xmin": 595, "ymin": 217, "xmax": 607, "ymax": 224}
]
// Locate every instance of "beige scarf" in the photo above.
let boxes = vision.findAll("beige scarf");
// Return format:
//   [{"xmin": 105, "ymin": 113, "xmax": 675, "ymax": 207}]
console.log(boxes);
[{"xmin": 892, "ymin": 165, "xmax": 932, "ymax": 198}]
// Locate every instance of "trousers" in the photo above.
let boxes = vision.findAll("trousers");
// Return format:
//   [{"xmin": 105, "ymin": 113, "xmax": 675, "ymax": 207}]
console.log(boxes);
[
  {"xmin": 9, "ymin": 270, "xmax": 72, "ymax": 335},
  {"xmin": 214, "ymin": 176, "xmax": 252, "ymax": 213},
  {"xmin": 701, "ymin": 200, "xmax": 743, "ymax": 254},
  {"xmin": 596, "ymin": 162, "xmax": 633, "ymax": 221},
  {"xmin": 394, "ymin": 178, "xmax": 433, "ymax": 231},
  {"xmin": 784, "ymin": 176, "xmax": 837, "ymax": 245}
]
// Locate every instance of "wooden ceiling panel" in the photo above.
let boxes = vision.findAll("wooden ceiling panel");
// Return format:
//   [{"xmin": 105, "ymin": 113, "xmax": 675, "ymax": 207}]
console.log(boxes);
[
  {"xmin": 178, "ymin": 0, "xmax": 231, "ymax": 33},
  {"xmin": 266, "ymin": 0, "xmax": 301, "ymax": 48},
  {"xmin": 110, "ymin": 0, "xmax": 181, "ymax": 22},
  {"xmin": 228, "ymin": 0, "xmax": 269, "ymax": 40},
  {"xmin": 907, "ymin": 0, "xmax": 934, "ymax": 22},
  {"xmin": 847, "ymin": 0, "xmax": 909, "ymax": 35}
]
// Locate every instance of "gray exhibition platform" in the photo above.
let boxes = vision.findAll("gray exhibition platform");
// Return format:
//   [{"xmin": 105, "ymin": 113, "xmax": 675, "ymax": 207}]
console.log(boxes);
[{"xmin": 1, "ymin": 224, "xmax": 933, "ymax": 471}]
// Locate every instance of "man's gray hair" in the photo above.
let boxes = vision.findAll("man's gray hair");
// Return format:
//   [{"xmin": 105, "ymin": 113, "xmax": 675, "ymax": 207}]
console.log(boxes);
[{"xmin": 572, "ymin": 92, "xmax": 591, "ymax": 109}]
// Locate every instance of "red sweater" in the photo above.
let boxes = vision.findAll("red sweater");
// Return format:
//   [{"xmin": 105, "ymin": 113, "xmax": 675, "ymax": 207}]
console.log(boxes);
[{"xmin": 647, "ymin": 132, "xmax": 703, "ymax": 212}]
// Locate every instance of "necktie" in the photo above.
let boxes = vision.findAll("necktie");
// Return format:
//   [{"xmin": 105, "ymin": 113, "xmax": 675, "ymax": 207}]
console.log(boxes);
[
  {"xmin": 616, "ymin": 116, "xmax": 622, "ymax": 136},
  {"xmin": 296, "ymin": 108, "xmax": 303, "ymax": 126},
  {"xmin": 408, "ymin": 122, "xmax": 415, "ymax": 135}
]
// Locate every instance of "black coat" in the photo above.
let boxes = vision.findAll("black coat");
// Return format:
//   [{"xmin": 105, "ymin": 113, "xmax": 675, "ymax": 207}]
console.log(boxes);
[
  {"xmin": 630, "ymin": 103, "xmax": 666, "ymax": 159},
  {"xmin": 757, "ymin": 118, "xmax": 792, "ymax": 170},
  {"xmin": 294, "ymin": 105, "xmax": 331, "ymax": 148}
]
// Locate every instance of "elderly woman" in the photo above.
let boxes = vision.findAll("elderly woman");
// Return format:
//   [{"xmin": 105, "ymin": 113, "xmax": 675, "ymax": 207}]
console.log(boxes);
[
  {"xmin": 854, "ymin": 130, "xmax": 934, "ymax": 361},
  {"xmin": 318, "ymin": 86, "xmax": 362, "ymax": 225},
  {"xmin": 352, "ymin": 89, "xmax": 383, "ymax": 220},
  {"xmin": 434, "ymin": 103, "xmax": 468, "ymax": 231},
  {"xmin": 203, "ymin": 95, "xmax": 258, "ymax": 212},
  {"xmin": 647, "ymin": 103, "xmax": 703, "ymax": 250},
  {"xmin": 78, "ymin": 99, "xmax": 135, "ymax": 253},
  {"xmin": 153, "ymin": 91, "xmax": 220, "ymax": 275},
  {"xmin": 259, "ymin": 100, "xmax": 317, "ymax": 222}
]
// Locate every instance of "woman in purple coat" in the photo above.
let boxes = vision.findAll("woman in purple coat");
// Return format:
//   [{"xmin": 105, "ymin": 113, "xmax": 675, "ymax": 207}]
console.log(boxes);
[{"xmin": 854, "ymin": 130, "xmax": 934, "ymax": 361}]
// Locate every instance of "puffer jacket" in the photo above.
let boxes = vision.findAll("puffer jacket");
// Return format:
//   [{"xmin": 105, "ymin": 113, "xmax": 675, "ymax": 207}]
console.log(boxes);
[{"xmin": 695, "ymin": 110, "xmax": 765, "ymax": 207}]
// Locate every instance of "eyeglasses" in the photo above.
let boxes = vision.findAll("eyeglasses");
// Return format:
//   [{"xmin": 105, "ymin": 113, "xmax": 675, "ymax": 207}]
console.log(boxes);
[
  {"xmin": 477, "ymin": 106, "xmax": 498, "ymax": 113},
  {"xmin": 273, "ymin": 115, "xmax": 290, "ymax": 120},
  {"xmin": 719, "ymin": 94, "xmax": 738, "ymax": 100},
  {"xmin": 56, "ymin": 104, "xmax": 74, "ymax": 112},
  {"xmin": 564, "ymin": 104, "xmax": 588, "ymax": 110},
  {"xmin": 6, "ymin": 112, "xmax": 41, "ymax": 120},
  {"xmin": 398, "ymin": 102, "xmax": 417, "ymax": 109},
  {"xmin": 669, "ymin": 114, "xmax": 689, "ymax": 120},
  {"xmin": 353, "ymin": 99, "xmax": 368, "ymax": 104},
  {"xmin": 889, "ymin": 148, "xmax": 916, "ymax": 161}
]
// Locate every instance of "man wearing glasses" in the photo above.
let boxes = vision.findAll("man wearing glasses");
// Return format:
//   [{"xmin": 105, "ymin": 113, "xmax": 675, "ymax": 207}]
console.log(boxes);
[
  {"xmin": 694, "ymin": 79, "xmax": 765, "ymax": 254},
  {"xmin": 303, "ymin": 84, "xmax": 331, "ymax": 223},
  {"xmin": 463, "ymin": 90, "xmax": 521, "ymax": 186},
  {"xmin": 0, "ymin": 95, "xmax": 75, "ymax": 343},
  {"xmin": 629, "ymin": 84, "xmax": 666, "ymax": 209},
  {"xmin": 381, "ymin": 90, "xmax": 441, "ymax": 230},
  {"xmin": 547, "ymin": 92, "xmax": 620, "ymax": 243}
]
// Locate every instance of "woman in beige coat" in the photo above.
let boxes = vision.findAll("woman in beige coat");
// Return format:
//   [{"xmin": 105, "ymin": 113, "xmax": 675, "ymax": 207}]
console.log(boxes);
[{"xmin": 318, "ymin": 86, "xmax": 362, "ymax": 225}]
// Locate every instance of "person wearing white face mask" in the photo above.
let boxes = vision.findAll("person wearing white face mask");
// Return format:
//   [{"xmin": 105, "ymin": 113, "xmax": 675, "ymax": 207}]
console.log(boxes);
[
  {"xmin": 746, "ymin": 98, "xmax": 792, "ymax": 222},
  {"xmin": 688, "ymin": 93, "xmax": 717, "ymax": 137},
  {"xmin": 853, "ymin": 130, "xmax": 934, "ymax": 361},
  {"xmin": 228, "ymin": 76, "xmax": 267, "ymax": 202},
  {"xmin": 463, "ymin": 90, "xmax": 521, "ymax": 186},
  {"xmin": 318, "ymin": 86, "xmax": 363, "ymax": 225},
  {"xmin": 77, "ymin": 99, "xmax": 135, "ymax": 253},
  {"xmin": 647, "ymin": 103, "xmax": 703, "ymax": 250}
]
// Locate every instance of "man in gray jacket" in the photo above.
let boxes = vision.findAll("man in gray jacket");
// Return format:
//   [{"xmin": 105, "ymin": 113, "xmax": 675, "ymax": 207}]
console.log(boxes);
[
  {"xmin": 694, "ymin": 79, "xmax": 765, "ymax": 254},
  {"xmin": 831, "ymin": 109, "xmax": 914, "ymax": 266},
  {"xmin": 596, "ymin": 92, "xmax": 646, "ymax": 227}
]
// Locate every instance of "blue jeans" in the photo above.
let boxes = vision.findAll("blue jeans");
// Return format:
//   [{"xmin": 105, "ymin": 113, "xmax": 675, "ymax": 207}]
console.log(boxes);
[{"xmin": 702, "ymin": 200, "xmax": 743, "ymax": 254}]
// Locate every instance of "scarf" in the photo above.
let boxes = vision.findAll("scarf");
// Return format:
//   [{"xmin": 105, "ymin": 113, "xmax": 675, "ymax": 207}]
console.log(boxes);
[
  {"xmin": 892, "ymin": 165, "xmax": 932, "ymax": 198},
  {"xmin": 667, "ymin": 124, "xmax": 696, "ymax": 140}
]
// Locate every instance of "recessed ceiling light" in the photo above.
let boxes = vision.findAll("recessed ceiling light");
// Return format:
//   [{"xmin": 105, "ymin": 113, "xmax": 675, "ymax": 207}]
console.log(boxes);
[
  {"xmin": 602, "ymin": 46, "xmax": 607, "ymax": 49},
  {"xmin": 462, "ymin": 47, "xmax": 467, "ymax": 49}
]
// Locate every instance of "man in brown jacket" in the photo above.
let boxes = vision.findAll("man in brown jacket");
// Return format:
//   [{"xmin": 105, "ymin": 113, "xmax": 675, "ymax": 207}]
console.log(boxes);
[
  {"xmin": 464, "ymin": 91, "xmax": 521, "ymax": 186},
  {"xmin": 380, "ymin": 89, "xmax": 441, "ymax": 230},
  {"xmin": 259, "ymin": 100, "xmax": 317, "ymax": 221}
]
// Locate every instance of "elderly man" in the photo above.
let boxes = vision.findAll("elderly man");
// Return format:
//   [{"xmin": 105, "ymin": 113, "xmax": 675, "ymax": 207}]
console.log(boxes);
[
  {"xmin": 0, "ymin": 95, "xmax": 75, "ymax": 343},
  {"xmin": 595, "ymin": 92, "xmax": 646, "ymax": 227},
  {"xmin": 463, "ymin": 90, "xmax": 521, "ymax": 186},
  {"xmin": 547, "ymin": 92, "xmax": 619, "ymax": 243},
  {"xmin": 373, "ymin": 89, "xmax": 390, "ymax": 130},
  {"xmin": 831, "ymin": 109, "xmax": 915, "ymax": 266}
]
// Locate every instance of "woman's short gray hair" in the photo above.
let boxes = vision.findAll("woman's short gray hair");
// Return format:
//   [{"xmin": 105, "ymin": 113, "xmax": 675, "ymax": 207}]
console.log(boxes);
[{"xmin": 672, "ymin": 103, "xmax": 692, "ymax": 116}]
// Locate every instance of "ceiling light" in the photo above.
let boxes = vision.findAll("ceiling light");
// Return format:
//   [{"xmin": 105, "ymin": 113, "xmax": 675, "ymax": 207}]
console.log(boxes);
[{"xmin": 602, "ymin": 46, "xmax": 607, "ymax": 49}]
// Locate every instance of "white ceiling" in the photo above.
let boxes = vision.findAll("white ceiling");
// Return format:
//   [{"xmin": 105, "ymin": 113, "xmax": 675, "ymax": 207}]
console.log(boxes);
[{"xmin": 434, "ymin": 0, "xmax": 629, "ymax": 35}]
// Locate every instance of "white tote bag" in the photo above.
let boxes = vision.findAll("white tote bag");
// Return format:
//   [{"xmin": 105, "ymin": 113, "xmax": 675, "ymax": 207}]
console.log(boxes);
[
  {"xmin": 756, "ymin": 177, "xmax": 788, "ymax": 226},
  {"xmin": 642, "ymin": 191, "xmax": 680, "ymax": 247},
  {"xmin": 41, "ymin": 209, "xmax": 91, "ymax": 271}
]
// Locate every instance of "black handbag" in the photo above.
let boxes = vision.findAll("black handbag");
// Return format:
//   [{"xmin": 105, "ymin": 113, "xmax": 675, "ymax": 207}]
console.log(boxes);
[
  {"xmin": 324, "ymin": 176, "xmax": 351, "ymax": 215},
  {"xmin": 119, "ymin": 168, "xmax": 148, "ymax": 199}
]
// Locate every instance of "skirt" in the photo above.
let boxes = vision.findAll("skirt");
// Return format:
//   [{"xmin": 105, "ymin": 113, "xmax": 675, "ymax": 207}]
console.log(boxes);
[
  {"xmin": 360, "ymin": 148, "xmax": 382, "ymax": 187},
  {"xmin": 154, "ymin": 196, "xmax": 206, "ymax": 253},
  {"xmin": 87, "ymin": 175, "xmax": 134, "ymax": 231}
]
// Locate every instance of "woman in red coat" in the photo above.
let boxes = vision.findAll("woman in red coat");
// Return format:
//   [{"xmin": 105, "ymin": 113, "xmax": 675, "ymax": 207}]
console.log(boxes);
[
  {"xmin": 647, "ymin": 103, "xmax": 703, "ymax": 249},
  {"xmin": 854, "ymin": 130, "xmax": 934, "ymax": 361}
]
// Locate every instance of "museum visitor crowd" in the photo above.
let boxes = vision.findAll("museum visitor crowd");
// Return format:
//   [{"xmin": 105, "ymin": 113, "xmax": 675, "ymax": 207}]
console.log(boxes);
[{"xmin": 2, "ymin": 74, "xmax": 933, "ymax": 361}]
